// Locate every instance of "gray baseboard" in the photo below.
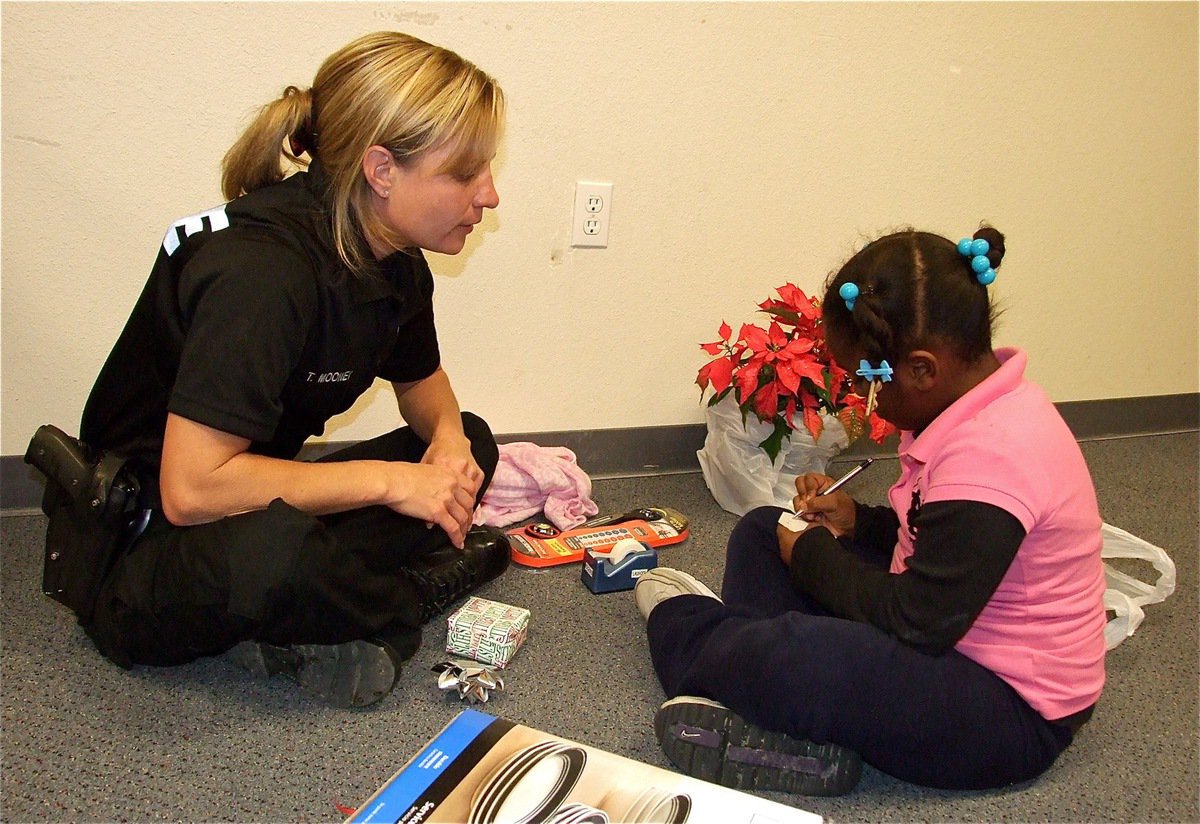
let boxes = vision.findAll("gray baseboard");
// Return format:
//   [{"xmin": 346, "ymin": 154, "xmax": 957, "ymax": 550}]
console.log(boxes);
[{"xmin": 4, "ymin": 392, "xmax": 1196, "ymax": 515}]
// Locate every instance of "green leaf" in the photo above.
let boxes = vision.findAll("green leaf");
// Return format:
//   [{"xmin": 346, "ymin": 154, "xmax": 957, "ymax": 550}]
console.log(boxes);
[
  {"xmin": 757, "ymin": 417, "xmax": 793, "ymax": 464},
  {"xmin": 706, "ymin": 387, "xmax": 734, "ymax": 407},
  {"xmin": 762, "ymin": 307, "xmax": 802, "ymax": 324}
]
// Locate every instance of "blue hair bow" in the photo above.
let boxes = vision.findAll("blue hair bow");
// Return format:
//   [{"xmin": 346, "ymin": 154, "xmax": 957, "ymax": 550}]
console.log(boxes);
[{"xmin": 856, "ymin": 359, "xmax": 893, "ymax": 383}]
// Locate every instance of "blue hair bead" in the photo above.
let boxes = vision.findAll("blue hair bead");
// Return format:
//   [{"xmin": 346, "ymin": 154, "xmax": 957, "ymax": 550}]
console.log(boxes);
[
  {"xmin": 958, "ymin": 231, "xmax": 998, "ymax": 286},
  {"xmin": 839, "ymin": 282, "xmax": 860, "ymax": 312}
]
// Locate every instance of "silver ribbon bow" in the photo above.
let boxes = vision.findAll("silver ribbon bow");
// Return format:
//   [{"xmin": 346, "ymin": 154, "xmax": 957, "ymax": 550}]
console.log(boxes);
[{"xmin": 432, "ymin": 660, "xmax": 505, "ymax": 704}]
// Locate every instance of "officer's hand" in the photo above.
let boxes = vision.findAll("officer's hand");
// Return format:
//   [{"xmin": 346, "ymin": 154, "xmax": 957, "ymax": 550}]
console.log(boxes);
[
  {"xmin": 385, "ymin": 463, "xmax": 475, "ymax": 548},
  {"xmin": 422, "ymin": 434, "xmax": 484, "ymax": 500}
]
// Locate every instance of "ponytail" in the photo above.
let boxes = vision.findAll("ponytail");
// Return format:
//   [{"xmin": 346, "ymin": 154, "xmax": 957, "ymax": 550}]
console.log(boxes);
[
  {"xmin": 823, "ymin": 226, "xmax": 1002, "ymax": 364},
  {"xmin": 221, "ymin": 85, "xmax": 313, "ymax": 200},
  {"xmin": 219, "ymin": 33, "xmax": 504, "ymax": 276}
]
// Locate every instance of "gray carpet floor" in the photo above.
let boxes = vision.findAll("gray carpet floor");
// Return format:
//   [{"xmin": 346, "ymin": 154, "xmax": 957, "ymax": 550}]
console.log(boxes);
[{"xmin": 2, "ymin": 433, "xmax": 1197, "ymax": 823}]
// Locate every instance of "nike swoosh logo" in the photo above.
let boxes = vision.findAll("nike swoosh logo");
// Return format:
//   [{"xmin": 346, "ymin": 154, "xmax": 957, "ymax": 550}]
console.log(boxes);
[{"xmin": 680, "ymin": 730, "xmax": 702, "ymax": 739}]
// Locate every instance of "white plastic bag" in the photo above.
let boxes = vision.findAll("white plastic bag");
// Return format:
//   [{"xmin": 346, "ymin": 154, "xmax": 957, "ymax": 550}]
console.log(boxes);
[
  {"xmin": 1101, "ymin": 522, "xmax": 1176, "ymax": 650},
  {"xmin": 697, "ymin": 395, "xmax": 849, "ymax": 516}
]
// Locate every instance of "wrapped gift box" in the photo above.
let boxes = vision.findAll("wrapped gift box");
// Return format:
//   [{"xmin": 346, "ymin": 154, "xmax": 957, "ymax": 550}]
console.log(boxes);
[{"xmin": 446, "ymin": 596, "xmax": 530, "ymax": 669}]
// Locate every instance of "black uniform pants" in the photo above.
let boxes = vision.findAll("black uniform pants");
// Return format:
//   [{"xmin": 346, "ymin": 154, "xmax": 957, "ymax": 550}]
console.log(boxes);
[
  {"xmin": 646, "ymin": 506, "xmax": 1077, "ymax": 790},
  {"xmin": 77, "ymin": 413, "xmax": 499, "ymax": 668}
]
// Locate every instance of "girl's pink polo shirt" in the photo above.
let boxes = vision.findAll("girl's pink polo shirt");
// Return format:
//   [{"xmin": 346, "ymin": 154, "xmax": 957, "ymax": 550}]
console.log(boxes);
[{"xmin": 888, "ymin": 348, "xmax": 1106, "ymax": 720}]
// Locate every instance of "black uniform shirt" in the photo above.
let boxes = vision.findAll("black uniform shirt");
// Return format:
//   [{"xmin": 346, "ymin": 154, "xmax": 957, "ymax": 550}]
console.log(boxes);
[{"xmin": 80, "ymin": 162, "xmax": 440, "ymax": 473}]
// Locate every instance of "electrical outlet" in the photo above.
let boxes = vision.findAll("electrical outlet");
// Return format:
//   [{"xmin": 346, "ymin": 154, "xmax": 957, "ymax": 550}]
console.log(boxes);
[{"xmin": 571, "ymin": 181, "xmax": 612, "ymax": 248}]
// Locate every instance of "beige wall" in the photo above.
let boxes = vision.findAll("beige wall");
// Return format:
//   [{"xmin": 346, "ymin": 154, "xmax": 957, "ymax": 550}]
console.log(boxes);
[{"xmin": 3, "ymin": 1, "xmax": 1197, "ymax": 455}]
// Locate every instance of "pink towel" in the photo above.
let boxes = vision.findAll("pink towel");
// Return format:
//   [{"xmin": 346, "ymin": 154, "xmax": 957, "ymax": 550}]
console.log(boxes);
[{"xmin": 473, "ymin": 442, "xmax": 599, "ymax": 530}]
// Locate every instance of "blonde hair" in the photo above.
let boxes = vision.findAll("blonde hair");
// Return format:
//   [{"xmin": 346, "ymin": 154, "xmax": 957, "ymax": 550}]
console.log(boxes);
[{"xmin": 221, "ymin": 32, "xmax": 505, "ymax": 273}]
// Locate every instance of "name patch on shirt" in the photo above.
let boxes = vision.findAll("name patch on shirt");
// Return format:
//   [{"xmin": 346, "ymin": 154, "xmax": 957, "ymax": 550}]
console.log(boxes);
[{"xmin": 308, "ymin": 370, "xmax": 353, "ymax": 383}]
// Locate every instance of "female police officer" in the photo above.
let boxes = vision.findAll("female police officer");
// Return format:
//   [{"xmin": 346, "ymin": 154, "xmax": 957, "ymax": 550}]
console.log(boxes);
[{"xmin": 31, "ymin": 32, "xmax": 510, "ymax": 708}]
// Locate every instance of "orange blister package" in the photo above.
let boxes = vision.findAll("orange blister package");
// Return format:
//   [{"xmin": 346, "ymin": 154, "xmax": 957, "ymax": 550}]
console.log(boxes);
[{"xmin": 504, "ymin": 507, "xmax": 689, "ymax": 568}]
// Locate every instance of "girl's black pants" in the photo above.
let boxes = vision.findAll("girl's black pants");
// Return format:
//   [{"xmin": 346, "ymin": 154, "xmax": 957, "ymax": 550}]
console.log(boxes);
[{"xmin": 645, "ymin": 505, "xmax": 1079, "ymax": 790}]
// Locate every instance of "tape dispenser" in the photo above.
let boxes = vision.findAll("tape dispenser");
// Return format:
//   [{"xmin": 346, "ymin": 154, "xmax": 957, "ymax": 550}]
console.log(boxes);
[{"xmin": 581, "ymin": 537, "xmax": 659, "ymax": 594}]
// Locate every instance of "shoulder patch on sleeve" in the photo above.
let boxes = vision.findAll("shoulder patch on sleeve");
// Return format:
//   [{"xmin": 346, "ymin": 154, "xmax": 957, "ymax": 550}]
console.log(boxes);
[{"xmin": 162, "ymin": 205, "xmax": 230, "ymax": 255}]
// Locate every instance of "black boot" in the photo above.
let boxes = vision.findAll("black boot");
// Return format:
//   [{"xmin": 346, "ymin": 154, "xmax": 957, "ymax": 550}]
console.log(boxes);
[
  {"xmin": 227, "ymin": 638, "xmax": 403, "ymax": 709},
  {"xmin": 404, "ymin": 526, "xmax": 511, "ymax": 622}
]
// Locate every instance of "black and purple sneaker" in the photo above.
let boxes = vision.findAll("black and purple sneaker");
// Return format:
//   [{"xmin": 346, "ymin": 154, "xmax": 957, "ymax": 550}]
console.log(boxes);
[{"xmin": 654, "ymin": 696, "xmax": 863, "ymax": 796}]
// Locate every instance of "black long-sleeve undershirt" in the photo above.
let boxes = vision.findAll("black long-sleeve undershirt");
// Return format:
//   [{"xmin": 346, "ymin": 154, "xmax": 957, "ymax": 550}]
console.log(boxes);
[{"xmin": 788, "ymin": 500, "xmax": 1027, "ymax": 654}]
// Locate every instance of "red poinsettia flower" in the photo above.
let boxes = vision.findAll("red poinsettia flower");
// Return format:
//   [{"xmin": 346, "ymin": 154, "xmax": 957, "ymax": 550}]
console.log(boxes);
[
  {"xmin": 697, "ymin": 282, "xmax": 895, "ymax": 461},
  {"xmin": 699, "ymin": 321, "xmax": 733, "ymax": 356}
]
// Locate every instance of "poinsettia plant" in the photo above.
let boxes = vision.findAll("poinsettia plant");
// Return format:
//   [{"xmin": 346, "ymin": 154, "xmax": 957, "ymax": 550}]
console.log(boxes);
[{"xmin": 696, "ymin": 282, "xmax": 896, "ymax": 462}]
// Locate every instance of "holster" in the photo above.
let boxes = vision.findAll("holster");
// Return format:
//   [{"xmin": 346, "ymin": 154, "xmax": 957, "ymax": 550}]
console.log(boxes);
[{"xmin": 24, "ymin": 425, "xmax": 147, "ymax": 622}]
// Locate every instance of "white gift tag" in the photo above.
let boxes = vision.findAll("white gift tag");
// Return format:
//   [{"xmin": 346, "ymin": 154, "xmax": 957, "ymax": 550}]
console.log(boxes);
[{"xmin": 777, "ymin": 511, "xmax": 810, "ymax": 533}]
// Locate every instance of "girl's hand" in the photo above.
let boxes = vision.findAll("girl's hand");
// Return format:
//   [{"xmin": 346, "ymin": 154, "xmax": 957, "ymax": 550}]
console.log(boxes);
[
  {"xmin": 792, "ymin": 472, "xmax": 856, "ymax": 538},
  {"xmin": 777, "ymin": 520, "xmax": 803, "ymax": 565}
]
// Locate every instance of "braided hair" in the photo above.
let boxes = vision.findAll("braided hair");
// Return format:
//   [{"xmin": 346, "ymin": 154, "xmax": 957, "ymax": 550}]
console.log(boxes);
[{"xmin": 821, "ymin": 226, "xmax": 1005, "ymax": 367}]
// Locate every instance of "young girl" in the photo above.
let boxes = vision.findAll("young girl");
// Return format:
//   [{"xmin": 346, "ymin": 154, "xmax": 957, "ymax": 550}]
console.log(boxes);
[
  {"xmin": 636, "ymin": 226, "xmax": 1107, "ymax": 795},
  {"xmin": 29, "ymin": 32, "xmax": 510, "ymax": 709}
]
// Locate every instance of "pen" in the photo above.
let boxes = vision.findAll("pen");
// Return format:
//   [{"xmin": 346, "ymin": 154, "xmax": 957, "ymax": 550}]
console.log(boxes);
[
  {"xmin": 817, "ymin": 457, "xmax": 874, "ymax": 497},
  {"xmin": 782, "ymin": 457, "xmax": 876, "ymax": 528},
  {"xmin": 785, "ymin": 458, "xmax": 876, "ymax": 522}
]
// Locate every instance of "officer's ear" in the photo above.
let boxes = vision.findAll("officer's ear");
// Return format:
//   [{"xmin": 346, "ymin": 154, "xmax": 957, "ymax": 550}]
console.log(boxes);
[{"xmin": 361, "ymin": 146, "xmax": 397, "ymax": 200}]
